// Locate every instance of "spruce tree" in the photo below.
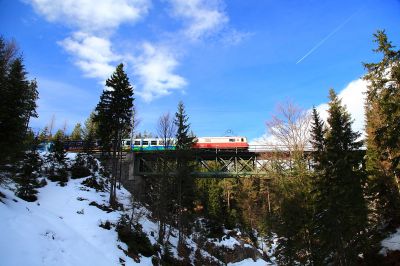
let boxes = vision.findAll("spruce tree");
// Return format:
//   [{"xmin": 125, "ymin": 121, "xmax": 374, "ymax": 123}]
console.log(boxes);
[
  {"xmin": 95, "ymin": 90, "xmax": 113, "ymax": 155},
  {"xmin": 83, "ymin": 111, "xmax": 98, "ymax": 154},
  {"xmin": 15, "ymin": 136, "xmax": 43, "ymax": 202},
  {"xmin": 0, "ymin": 36, "xmax": 39, "ymax": 189},
  {"xmin": 310, "ymin": 107, "xmax": 326, "ymax": 163},
  {"xmin": 46, "ymin": 130, "xmax": 68, "ymax": 185},
  {"xmin": 363, "ymin": 30, "xmax": 400, "ymax": 229},
  {"xmin": 174, "ymin": 101, "xmax": 195, "ymax": 245},
  {"xmin": 23, "ymin": 79, "xmax": 39, "ymax": 133},
  {"xmin": 175, "ymin": 101, "xmax": 195, "ymax": 150},
  {"xmin": 312, "ymin": 89, "xmax": 367, "ymax": 265},
  {"xmin": 0, "ymin": 44, "xmax": 38, "ymax": 166},
  {"xmin": 94, "ymin": 63, "xmax": 134, "ymax": 206},
  {"xmin": 38, "ymin": 126, "xmax": 50, "ymax": 142},
  {"xmin": 70, "ymin": 123, "xmax": 83, "ymax": 141}
]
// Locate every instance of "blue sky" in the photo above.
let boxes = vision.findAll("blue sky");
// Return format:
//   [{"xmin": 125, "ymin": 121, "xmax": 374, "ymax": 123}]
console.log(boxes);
[{"xmin": 1, "ymin": 0, "xmax": 400, "ymax": 141}]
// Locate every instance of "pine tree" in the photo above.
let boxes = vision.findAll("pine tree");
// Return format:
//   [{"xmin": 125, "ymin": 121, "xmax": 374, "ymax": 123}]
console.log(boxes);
[
  {"xmin": 83, "ymin": 111, "xmax": 98, "ymax": 154},
  {"xmin": 207, "ymin": 179, "xmax": 225, "ymax": 236},
  {"xmin": 312, "ymin": 89, "xmax": 367, "ymax": 265},
  {"xmin": 94, "ymin": 63, "xmax": 134, "ymax": 206},
  {"xmin": 46, "ymin": 129, "xmax": 68, "ymax": 185},
  {"xmin": 310, "ymin": 107, "xmax": 326, "ymax": 155},
  {"xmin": 175, "ymin": 101, "xmax": 195, "ymax": 150},
  {"xmin": 95, "ymin": 90, "xmax": 113, "ymax": 155},
  {"xmin": 363, "ymin": 30, "xmax": 400, "ymax": 229},
  {"xmin": 15, "ymin": 137, "xmax": 43, "ymax": 202},
  {"xmin": 267, "ymin": 172, "xmax": 315, "ymax": 265},
  {"xmin": 174, "ymin": 101, "xmax": 195, "ymax": 245},
  {"xmin": 0, "ymin": 39, "xmax": 38, "ymax": 166},
  {"xmin": 38, "ymin": 126, "xmax": 49, "ymax": 142},
  {"xmin": 70, "ymin": 123, "xmax": 83, "ymax": 141},
  {"xmin": 0, "ymin": 39, "xmax": 17, "ymax": 150}
]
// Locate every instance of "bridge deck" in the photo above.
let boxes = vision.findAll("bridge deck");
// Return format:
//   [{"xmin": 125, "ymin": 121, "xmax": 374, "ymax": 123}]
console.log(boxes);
[{"xmin": 129, "ymin": 149, "xmax": 299, "ymax": 178}]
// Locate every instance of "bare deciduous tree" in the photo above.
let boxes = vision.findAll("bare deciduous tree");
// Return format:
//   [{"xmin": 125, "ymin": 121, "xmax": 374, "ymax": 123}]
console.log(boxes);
[
  {"xmin": 3, "ymin": 38, "xmax": 18, "ymax": 67},
  {"xmin": 157, "ymin": 112, "xmax": 176, "ymax": 148},
  {"xmin": 266, "ymin": 100, "xmax": 311, "ymax": 155},
  {"xmin": 48, "ymin": 115, "xmax": 56, "ymax": 139},
  {"xmin": 154, "ymin": 112, "xmax": 176, "ymax": 244}
]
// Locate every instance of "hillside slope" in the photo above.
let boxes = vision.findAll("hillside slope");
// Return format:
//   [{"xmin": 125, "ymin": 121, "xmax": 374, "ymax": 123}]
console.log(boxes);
[
  {"xmin": 0, "ymin": 176, "xmax": 152, "ymax": 265},
  {"xmin": 0, "ymin": 156, "xmax": 269, "ymax": 266}
]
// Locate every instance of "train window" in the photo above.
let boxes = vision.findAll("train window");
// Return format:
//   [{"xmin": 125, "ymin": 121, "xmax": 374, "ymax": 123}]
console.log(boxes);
[
  {"xmin": 229, "ymin": 138, "xmax": 235, "ymax": 142},
  {"xmin": 134, "ymin": 141, "xmax": 141, "ymax": 145},
  {"xmin": 241, "ymin": 138, "xmax": 244, "ymax": 142},
  {"xmin": 125, "ymin": 141, "xmax": 131, "ymax": 146},
  {"xmin": 159, "ymin": 140, "xmax": 165, "ymax": 145},
  {"xmin": 142, "ymin": 141, "xmax": 149, "ymax": 145},
  {"xmin": 151, "ymin": 140, "xmax": 157, "ymax": 145}
]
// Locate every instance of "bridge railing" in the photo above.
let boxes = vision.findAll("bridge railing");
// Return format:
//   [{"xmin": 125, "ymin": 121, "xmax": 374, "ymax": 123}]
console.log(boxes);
[
  {"xmin": 248, "ymin": 144, "xmax": 366, "ymax": 152},
  {"xmin": 248, "ymin": 144, "xmax": 314, "ymax": 153}
]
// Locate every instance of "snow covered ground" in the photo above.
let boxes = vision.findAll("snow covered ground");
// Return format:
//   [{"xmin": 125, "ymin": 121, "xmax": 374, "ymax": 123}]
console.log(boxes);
[
  {"xmin": 0, "ymin": 153, "xmax": 270, "ymax": 266},
  {"xmin": 381, "ymin": 228, "xmax": 400, "ymax": 256},
  {"xmin": 0, "ymin": 176, "xmax": 153, "ymax": 266},
  {"xmin": 228, "ymin": 258, "xmax": 269, "ymax": 266}
]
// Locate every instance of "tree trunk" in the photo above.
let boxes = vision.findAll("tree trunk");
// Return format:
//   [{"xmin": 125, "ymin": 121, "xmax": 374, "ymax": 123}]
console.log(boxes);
[
  {"xmin": 118, "ymin": 134, "xmax": 123, "ymax": 189},
  {"xmin": 110, "ymin": 137, "xmax": 118, "ymax": 207}
]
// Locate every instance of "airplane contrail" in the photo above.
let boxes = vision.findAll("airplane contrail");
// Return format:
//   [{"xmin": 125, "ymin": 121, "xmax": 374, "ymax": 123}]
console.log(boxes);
[{"xmin": 296, "ymin": 11, "xmax": 358, "ymax": 64}]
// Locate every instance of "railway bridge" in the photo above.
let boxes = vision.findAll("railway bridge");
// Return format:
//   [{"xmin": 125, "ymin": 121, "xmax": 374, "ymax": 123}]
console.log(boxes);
[
  {"xmin": 125, "ymin": 145, "xmax": 310, "ymax": 179},
  {"xmin": 114, "ymin": 145, "xmax": 362, "ymax": 198}
]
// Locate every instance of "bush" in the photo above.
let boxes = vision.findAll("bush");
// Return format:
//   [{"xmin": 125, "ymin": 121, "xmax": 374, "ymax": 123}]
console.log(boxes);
[
  {"xmin": 160, "ymin": 244, "xmax": 183, "ymax": 266},
  {"xmin": 71, "ymin": 165, "xmax": 91, "ymax": 179},
  {"xmin": 82, "ymin": 176, "xmax": 106, "ymax": 191},
  {"xmin": 71, "ymin": 153, "xmax": 92, "ymax": 179},
  {"xmin": 17, "ymin": 190, "xmax": 38, "ymax": 202},
  {"xmin": 38, "ymin": 178, "xmax": 47, "ymax": 188},
  {"xmin": 47, "ymin": 168, "xmax": 68, "ymax": 185},
  {"xmin": 116, "ymin": 215, "xmax": 155, "ymax": 258},
  {"xmin": 151, "ymin": 256, "xmax": 161, "ymax": 266},
  {"xmin": 85, "ymin": 155, "xmax": 99, "ymax": 173},
  {"xmin": 14, "ymin": 146, "xmax": 43, "ymax": 202},
  {"xmin": 89, "ymin": 201, "xmax": 113, "ymax": 212},
  {"xmin": 206, "ymin": 219, "xmax": 225, "ymax": 239},
  {"xmin": 99, "ymin": 220, "xmax": 112, "ymax": 230}
]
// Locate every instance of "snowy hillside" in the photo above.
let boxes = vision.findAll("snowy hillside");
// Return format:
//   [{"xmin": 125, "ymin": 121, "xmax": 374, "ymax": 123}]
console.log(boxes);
[
  {"xmin": 0, "ymin": 154, "xmax": 269, "ymax": 266},
  {"xmin": 0, "ymin": 176, "xmax": 153, "ymax": 265}
]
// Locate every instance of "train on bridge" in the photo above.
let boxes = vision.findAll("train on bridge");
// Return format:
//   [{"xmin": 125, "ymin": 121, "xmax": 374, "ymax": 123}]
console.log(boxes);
[{"xmin": 61, "ymin": 136, "xmax": 249, "ymax": 152}]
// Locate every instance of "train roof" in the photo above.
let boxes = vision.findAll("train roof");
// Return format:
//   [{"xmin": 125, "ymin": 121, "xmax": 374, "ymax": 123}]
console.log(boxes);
[
  {"xmin": 124, "ymin": 136, "xmax": 248, "ymax": 140},
  {"xmin": 196, "ymin": 136, "xmax": 247, "ymax": 139}
]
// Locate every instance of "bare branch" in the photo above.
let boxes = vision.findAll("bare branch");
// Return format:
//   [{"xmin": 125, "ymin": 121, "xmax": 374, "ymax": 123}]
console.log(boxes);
[
  {"xmin": 266, "ymin": 100, "xmax": 311, "ymax": 153},
  {"xmin": 157, "ymin": 112, "xmax": 176, "ymax": 148}
]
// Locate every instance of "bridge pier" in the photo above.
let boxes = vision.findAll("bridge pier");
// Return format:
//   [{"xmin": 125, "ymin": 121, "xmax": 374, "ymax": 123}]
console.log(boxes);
[{"xmin": 121, "ymin": 153, "xmax": 145, "ymax": 200}]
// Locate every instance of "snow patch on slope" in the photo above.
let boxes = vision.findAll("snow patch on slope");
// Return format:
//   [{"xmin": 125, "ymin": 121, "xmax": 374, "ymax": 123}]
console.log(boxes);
[
  {"xmin": 0, "ymin": 176, "xmax": 151, "ymax": 265},
  {"xmin": 381, "ymin": 229, "xmax": 400, "ymax": 256}
]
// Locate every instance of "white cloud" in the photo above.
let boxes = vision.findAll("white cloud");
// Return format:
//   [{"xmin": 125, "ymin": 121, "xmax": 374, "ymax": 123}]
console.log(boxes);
[
  {"xmin": 59, "ymin": 32, "xmax": 120, "ymax": 80},
  {"xmin": 133, "ymin": 42, "xmax": 187, "ymax": 101},
  {"xmin": 315, "ymin": 78, "xmax": 367, "ymax": 135},
  {"xmin": 27, "ymin": 0, "xmax": 151, "ymax": 88},
  {"xmin": 27, "ymin": 0, "xmax": 245, "ymax": 102},
  {"xmin": 168, "ymin": 0, "xmax": 228, "ymax": 41},
  {"xmin": 28, "ymin": 0, "xmax": 150, "ymax": 33},
  {"xmin": 221, "ymin": 29, "xmax": 253, "ymax": 46},
  {"xmin": 251, "ymin": 78, "xmax": 368, "ymax": 144}
]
